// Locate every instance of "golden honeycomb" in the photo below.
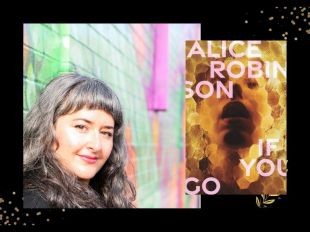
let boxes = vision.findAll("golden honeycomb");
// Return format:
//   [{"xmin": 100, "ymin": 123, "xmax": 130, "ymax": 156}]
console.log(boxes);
[{"xmin": 186, "ymin": 41, "xmax": 287, "ymax": 194}]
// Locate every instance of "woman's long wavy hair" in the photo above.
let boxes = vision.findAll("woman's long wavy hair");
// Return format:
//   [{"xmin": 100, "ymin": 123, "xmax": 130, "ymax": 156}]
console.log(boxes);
[{"xmin": 23, "ymin": 73, "xmax": 136, "ymax": 208}]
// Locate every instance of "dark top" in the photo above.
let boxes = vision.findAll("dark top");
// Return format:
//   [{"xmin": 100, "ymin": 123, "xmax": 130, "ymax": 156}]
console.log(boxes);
[{"xmin": 23, "ymin": 189, "xmax": 50, "ymax": 208}]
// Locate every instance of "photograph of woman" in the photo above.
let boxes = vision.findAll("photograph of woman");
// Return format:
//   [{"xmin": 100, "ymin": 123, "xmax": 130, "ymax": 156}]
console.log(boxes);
[{"xmin": 23, "ymin": 73, "xmax": 136, "ymax": 208}]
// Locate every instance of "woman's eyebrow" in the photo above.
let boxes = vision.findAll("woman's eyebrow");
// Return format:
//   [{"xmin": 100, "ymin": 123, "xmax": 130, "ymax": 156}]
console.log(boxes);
[
  {"xmin": 73, "ymin": 118, "xmax": 92, "ymax": 124},
  {"xmin": 73, "ymin": 118, "xmax": 114, "ymax": 129},
  {"xmin": 103, "ymin": 126, "xmax": 114, "ymax": 129}
]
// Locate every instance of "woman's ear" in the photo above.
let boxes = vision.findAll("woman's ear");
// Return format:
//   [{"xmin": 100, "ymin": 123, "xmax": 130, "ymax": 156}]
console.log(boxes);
[{"xmin": 52, "ymin": 140, "xmax": 58, "ymax": 151}]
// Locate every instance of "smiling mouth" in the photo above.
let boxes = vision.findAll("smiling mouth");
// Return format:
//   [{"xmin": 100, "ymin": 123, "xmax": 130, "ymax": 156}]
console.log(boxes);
[
  {"xmin": 221, "ymin": 101, "xmax": 250, "ymax": 119},
  {"xmin": 78, "ymin": 155, "xmax": 98, "ymax": 164}
]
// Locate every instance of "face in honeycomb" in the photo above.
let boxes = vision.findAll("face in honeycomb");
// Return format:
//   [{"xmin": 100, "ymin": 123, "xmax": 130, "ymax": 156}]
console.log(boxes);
[
  {"xmin": 196, "ymin": 62, "xmax": 270, "ymax": 151},
  {"xmin": 186, "ymin": 41, "xmax": 287, "ymax": 194}
]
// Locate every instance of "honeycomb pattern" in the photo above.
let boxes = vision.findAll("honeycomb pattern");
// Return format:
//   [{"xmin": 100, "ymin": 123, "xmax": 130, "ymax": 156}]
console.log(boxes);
[{"xmin": 186, "ymin": 41, "xmax": 287, "ymax": 194}]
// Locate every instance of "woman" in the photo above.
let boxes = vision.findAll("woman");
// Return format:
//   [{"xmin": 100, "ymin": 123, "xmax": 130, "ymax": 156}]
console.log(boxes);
[{"xmin": 23, "ymin": 73, "xmax": 136, "ymax": 208}]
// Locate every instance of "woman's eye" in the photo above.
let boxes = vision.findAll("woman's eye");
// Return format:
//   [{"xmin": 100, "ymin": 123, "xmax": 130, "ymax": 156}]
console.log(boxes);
[
  {"xmin": 101, "ymin": 131, "xmax": 113, "ymax": 137},
  {"xmin": 247, "ymin": 80, "xmax": 259, "ymax": 89},
  {"xmin": 75, "ymin": 125, "xmax": 87, "ymax": 131}
]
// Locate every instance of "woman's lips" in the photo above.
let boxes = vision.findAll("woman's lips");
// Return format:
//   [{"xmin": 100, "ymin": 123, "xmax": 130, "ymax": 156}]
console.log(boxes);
[
  {"xmin": 78, "ymin": 155, "xmax": 98, "ymax": 164},
  {"xmin": 218, "ymin": 101, "xmax": 254, "ymax": 134},
  {"xmin": 221, "ymin": 101, "xmax": 250, "ymax": 119}
]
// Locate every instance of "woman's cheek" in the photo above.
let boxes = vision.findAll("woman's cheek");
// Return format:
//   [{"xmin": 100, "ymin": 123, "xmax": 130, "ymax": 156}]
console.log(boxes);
[{"xmin": 65, "ymin": 128, "xmax": 86, "ymax": 150}]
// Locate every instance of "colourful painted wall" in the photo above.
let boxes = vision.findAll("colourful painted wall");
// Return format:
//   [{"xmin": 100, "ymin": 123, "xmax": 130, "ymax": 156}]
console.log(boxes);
[{"xmin": 23, "ymin": 24, "xmax": 200, "ymax": 208}]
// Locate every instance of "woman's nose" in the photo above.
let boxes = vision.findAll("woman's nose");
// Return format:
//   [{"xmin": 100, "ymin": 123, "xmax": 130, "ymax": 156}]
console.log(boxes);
[
  {"xmin": 232, "ymin": 83, "xmax": 243, "ymax": 100},
  {"xmin": 87, "ymin": 131, "xmax": 102, "ymax": 152}
]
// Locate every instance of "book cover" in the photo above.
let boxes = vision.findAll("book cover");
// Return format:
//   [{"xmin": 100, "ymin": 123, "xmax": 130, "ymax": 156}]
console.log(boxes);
[{"xmin": 185, "ymin": 40, "xmax": 287, "ymax": 195}]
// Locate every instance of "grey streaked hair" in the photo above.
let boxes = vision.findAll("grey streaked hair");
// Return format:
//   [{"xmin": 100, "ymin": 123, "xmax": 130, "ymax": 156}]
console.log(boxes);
[{"xmin": 23, "ymin": 73, "xmax": 136, "ymax": 208}]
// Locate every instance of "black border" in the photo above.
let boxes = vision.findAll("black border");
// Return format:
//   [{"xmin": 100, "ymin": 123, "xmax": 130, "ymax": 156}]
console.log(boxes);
[{"xmin": 1, "ymin": 4, "xmax": 307, "ymax": 227}]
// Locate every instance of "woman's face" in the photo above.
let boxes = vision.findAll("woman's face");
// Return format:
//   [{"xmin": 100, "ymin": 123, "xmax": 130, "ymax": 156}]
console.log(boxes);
[{"xmin": 53, "ymin": 108, "xmax": 115, "ymax": 183}]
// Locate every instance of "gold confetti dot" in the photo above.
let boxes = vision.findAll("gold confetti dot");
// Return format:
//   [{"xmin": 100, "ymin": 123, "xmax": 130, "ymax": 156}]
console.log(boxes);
[
  {"xmin": 301, "ymin": 7, "xmax": 306, "ymax": 12},
  {"xmin": 284, "ymin": 6, "xmax": 287, "ymax": 9},
  {"xmin": 296, "ymin": 16, "xmax": 299, "ymax": 19},
  {"xmin": 32, "ymin": 223, "xmax": 35, "ymax": 226},
  {"xmin": 14, "ymin": 207, "xmax": 19, "ymax": 212},
  {"xmin": 260, "ymin": 10, "xmax": 264, "ymax": 14},
  {"xmin": 36, "ymin": 212, "xmax": 41, "ymax": 216},
  {"xmin": 3, "ymin": 211, "xmax": 6, "ymax": 214},
  {"xmin": 293, "ymin": 7, "xmax": 297, "ymax": 10},
  {"xmin": 299, "ymin": 28, "xmax": 302, "ymax": 31},
  {"xmin": 301, "ymin": 13, "xmax": 304, "ymax": 16},
  {"xmin": 46, "ymin": 218, "xmax": 50, "ymax": 222},
  {"xmin": 8, "ymin": 201, "xmax": 12, "ymax": 205},
  {"xmin": 62, "ymin": 209, "xmax": 65, "ymax": 212},
  {"xmin": 281, "ymin": 16, "xmax": 284, "ymax": 19},
  {"xmin": 294, "ymin": 37, "xmax": 298, "ymax": 40},
  {"xmin": 12, "ymin": 192, "xmax": 16, "ymax": 195},
  {"xmin": 245, "ymin": 20, "xmax": 248, "ymax": 24},
  {"xmin": 26, "ymin": 213, "xmax": 29, "ymax": 217},
  {"xmin": 5, "ymin": 216, "xmax": 9, "ymax": 219},
  {"xmin": 0, "ymin": 198, "xmax": 4, "ymax": 204},
  {"xmin": 14, "ymin": 222, "xmax": 17, "ymax": 225},
  {"xmin": 16, "ymin": 217, "xmax": 20, "ymax": 221},
  {"xmin": 269, "ymin": 28, "xmax": 272, "ymax": 31},
  {"xmin": 304, "ymin": 19, "xmax": 307, "ymax": 22},
  {"xmin": 269, "ymin": 17, "xmax": 274, "ymax": 21},
  {"xmin": 285, "ymin": 32, "xmax": 288, "ymax": 35},
  {"xmin": 306, "ymin": 29, "xmax": 310, "ymax": 34},
  {"xmin": 23, "ymin": 223, "xmax": 26, "ymax": 226},
  {"xmin": 291, "ymin": 20, "xmax": 296, "ymax": 25},
  {"xmin": 11, "ymin": 213, "xmax": 14, "ymax": 217},
  {"xmin": 290, "ymin": 12, "xmax": 293, "ymax": 15}
]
